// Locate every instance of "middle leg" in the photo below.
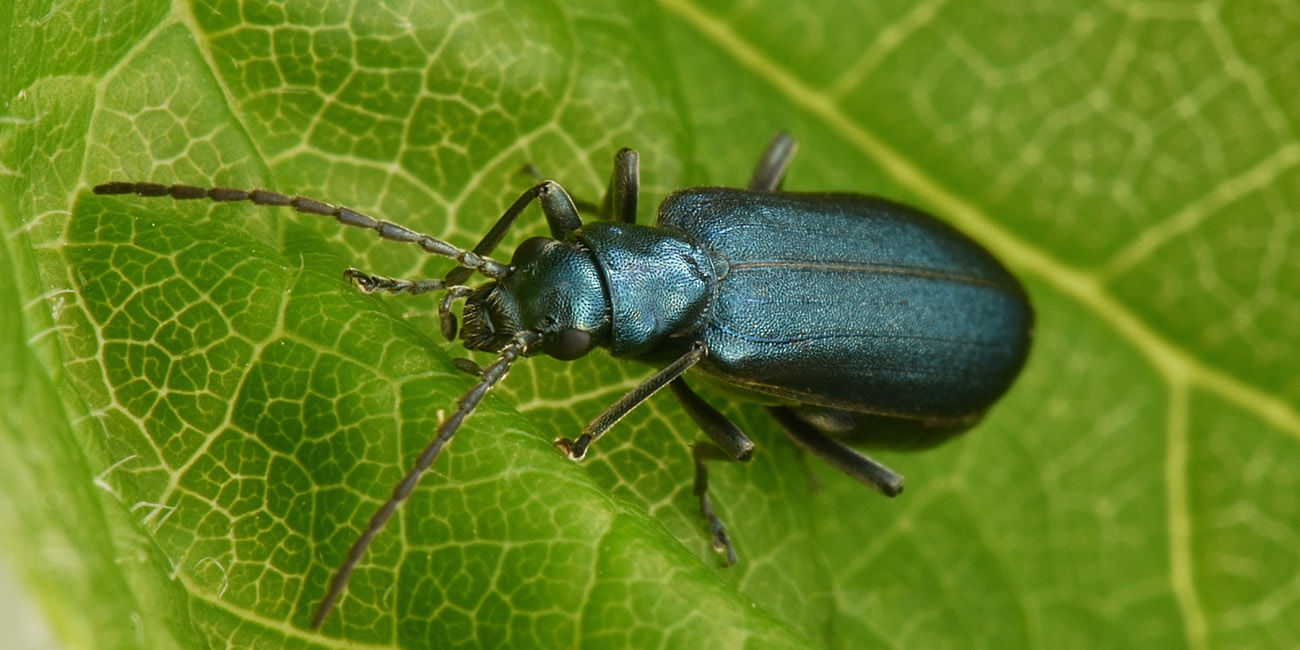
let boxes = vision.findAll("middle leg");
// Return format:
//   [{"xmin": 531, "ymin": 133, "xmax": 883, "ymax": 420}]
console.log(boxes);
[
  {"xmin": 693, "ymin": 442, "xmax": 741, "ymax": 566},
  {"xmin": 669, "ymin": 379, "xmax": 754, "ymax": 565}
]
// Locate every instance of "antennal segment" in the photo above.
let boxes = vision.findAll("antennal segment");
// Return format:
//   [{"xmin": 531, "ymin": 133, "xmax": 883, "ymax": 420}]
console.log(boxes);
[
  {"xmin": 342, "ymin": 269, "xmax": 474, "ymax": 340},
  {"xmin": 93, "ymin": 182, "xmax": 514, "ymax": 278},
  {"xmin": 309, "ymin": 328, "xmax": 543, "ymax": 630}
]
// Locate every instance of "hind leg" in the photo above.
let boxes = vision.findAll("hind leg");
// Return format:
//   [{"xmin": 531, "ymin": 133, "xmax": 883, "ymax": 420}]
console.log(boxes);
[{"xmin": 768, "ymin": 406, "xmax": 904, "ymax": 497}]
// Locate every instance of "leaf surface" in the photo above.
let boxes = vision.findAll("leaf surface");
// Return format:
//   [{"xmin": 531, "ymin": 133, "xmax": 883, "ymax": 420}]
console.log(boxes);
[{"xmin": 1, "ymin": 1, "xmax": 1297, "ymax": 648}]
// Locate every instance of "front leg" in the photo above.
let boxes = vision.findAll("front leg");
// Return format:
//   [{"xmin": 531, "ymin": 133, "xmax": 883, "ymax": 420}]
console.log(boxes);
[
  {"xmin": 444, "ymin": 180, "xmax": 586, "ymax": 285},
  {"xmin": 521, "ymin": 147, "xmax": 641, "ymax": 224}
]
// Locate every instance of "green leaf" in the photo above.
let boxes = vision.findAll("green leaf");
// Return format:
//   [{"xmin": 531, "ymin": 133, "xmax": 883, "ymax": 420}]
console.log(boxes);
[{"xmin": 2, "ymin": 0, "xmax": 1296, "ymax": 648}]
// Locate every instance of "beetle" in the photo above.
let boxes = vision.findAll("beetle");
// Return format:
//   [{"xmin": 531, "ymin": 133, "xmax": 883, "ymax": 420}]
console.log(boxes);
[{"xmin": 94, "ymin": 133, "xmax": 1033, "ymax": 629}]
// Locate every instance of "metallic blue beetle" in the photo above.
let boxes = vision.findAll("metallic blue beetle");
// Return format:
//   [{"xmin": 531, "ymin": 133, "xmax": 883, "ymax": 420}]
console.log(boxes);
[{"xmin": 94, "ymin": 134, "xmax": 1033, "ymax": 628}]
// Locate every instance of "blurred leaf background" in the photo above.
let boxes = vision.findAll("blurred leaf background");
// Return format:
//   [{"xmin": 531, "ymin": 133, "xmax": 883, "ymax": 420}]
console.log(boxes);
[{"xmin": 2, "ymin": 0, "xmax": 1297, "ymax": 648}]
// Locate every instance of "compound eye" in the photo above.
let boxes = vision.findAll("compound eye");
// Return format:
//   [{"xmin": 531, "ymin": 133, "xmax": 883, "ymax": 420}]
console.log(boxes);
[
  {"xmin": 546, "ymin": 328, "xmax": 593, "ymax": 361},
  {"xmin": 511, "ymin": 237, "xmax": 551, "ymax": 266}
]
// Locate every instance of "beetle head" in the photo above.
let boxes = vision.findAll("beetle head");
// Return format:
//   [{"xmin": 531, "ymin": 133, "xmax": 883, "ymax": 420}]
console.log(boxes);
[{"xmin": 461, "ymin": 237, "xmax": 610, "ymax": 360}]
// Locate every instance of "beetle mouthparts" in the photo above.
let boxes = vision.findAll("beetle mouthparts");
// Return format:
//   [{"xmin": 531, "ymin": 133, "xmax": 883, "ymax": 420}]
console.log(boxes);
[{"xmin": 460, "ymin": 285, "xmax": 517, "ymax": 352}]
